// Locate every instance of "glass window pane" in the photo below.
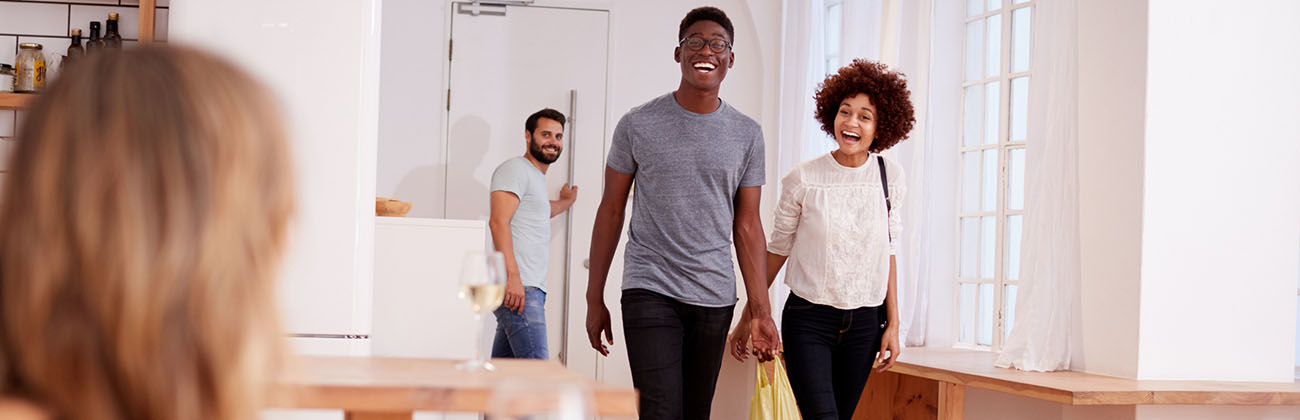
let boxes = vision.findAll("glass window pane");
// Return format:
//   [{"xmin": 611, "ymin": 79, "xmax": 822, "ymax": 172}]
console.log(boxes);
[
  {"xmin": 1013, "ymin": 0, "xmax": 1029, "ymax": 4},
  {"xmin": 978, "ymin": 283, "xmax": 995, "ymax": 346},
  {"xmin": 982, "ymin": 149, "xmax": 997, "ymax": 212},
  {"xmin": 984, "ymin": 81, "xmax": 1000, "ymax": 145},
  {"xmin": 1006, "ymin": 215, "xmax": 1022, "ymax": 281},
  {"xmin": 960, "ymin": 283, "xmax": 977, "ymax": 343},
  {"xmin": 1011, "ymin": 7, "xmax": 1032, "ymax": 73},
  {"xmin": 984, "ymin": 14, "xmax": 1002, "ymax": 78},
  {"xmin": 826, "ymin": 3, "xmax": 842, "ymax": 59},
  {"xmin": 962, "ymin": 152, "xmax": 980, "ymax": 212},
  {"xmin": 981, "ymin": 216, "xmax": 996, "ymax": 279},
  {"xmin": 1004, "ymin": 284, "xmax": 1019, "ymax": 341},
  {"xmin": 1010, "ymin": 77, "xmax": 1029, "ymax": 142},
  {"xmin": 965, "ymin": 20, "xmax": 984, "ymax": 82},
  {"xmin": 1008, "ymin": 148, "xmax": 1025, "ymax": 210},
  {"xmin": 987, "ymin": 0, "xmax": 1001, "ymax": 12},
  {"xmin": 961, "ymin": 217, "xmax": 979, "ymax": 278},
  {"xmin": 963, "ymin": 85, "xmax": 982, "ymax": 147},
  {"xmin": 967, "ymin": 0, "xmax": 984, "ymax": 16}
]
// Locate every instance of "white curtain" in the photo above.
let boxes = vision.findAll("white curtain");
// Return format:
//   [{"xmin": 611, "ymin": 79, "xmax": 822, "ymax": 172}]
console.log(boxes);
[
  {"xmin": 876, "ymin": 0, "xmax": 945, "ymax": 348},
  {"xmin": 841, "ymin": 0, "xmax": 884, "ymax": 63},
  {"xmin": 772, "ymin": 0, "xmax": 827, "ymax": 326},
  {"xmin": 994, "ymin": 0, "xmax": 1081, "ymax": 371}
]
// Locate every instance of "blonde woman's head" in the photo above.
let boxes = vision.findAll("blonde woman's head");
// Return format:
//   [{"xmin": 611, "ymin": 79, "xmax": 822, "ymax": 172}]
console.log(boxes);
[{"xmin": 0, "ymin": 46, "xmax": 294, "ymax": 420}]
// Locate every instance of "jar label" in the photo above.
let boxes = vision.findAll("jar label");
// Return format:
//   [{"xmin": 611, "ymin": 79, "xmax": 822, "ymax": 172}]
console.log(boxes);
[
  {"xmin": 34, "ymin": 61, "xmax": 45, "ymax": 88},
  {"xmin": 14, "ymin": 60, "xmax": 46, "ymax": 92}
]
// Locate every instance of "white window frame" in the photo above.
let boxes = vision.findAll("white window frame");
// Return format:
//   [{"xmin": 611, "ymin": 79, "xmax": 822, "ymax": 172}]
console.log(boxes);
[
  {"xmin": 955, "ymin": 0, "xmax": 1034, "ymax": 351},
  {"xmin": 824, "ymin": 0, "xmax": 843, "ymax": 74}
]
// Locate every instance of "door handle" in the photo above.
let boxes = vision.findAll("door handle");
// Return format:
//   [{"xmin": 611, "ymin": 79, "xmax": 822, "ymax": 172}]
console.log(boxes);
[
  {"xmin": 560, "ymin": 89, "xmax": 577, "ymax": 366},
  {"xmin": 583, "ymin": 258, "xmax": 590, "ymax": 269}
]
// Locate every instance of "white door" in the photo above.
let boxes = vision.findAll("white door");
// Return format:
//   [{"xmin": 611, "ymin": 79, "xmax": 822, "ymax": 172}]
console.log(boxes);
[{"xmin": 444, "ymin": 2, "xmax": 611, "ymax": 382}]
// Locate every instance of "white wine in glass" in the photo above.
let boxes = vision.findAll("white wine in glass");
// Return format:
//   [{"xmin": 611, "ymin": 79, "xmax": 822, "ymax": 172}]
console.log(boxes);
[
  {"xmin": 460, "ymin": 282, "xmax": 506, "ymax": 314},
  {"xmin": 456, "ymin": 250, "xmax": 506, "ymax": 372}
]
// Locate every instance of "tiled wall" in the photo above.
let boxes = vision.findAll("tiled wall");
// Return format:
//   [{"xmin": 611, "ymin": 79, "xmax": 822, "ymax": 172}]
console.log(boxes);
[{"xmin": 0, "ymin": 0, "xmax": 171, "ymax": 176}]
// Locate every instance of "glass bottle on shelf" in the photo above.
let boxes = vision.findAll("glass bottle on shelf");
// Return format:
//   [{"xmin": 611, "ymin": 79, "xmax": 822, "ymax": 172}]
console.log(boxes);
[
  {"xmin": 105, "ymin": 13, "xmax": 123, "ymax": 49},
  {"xmin": 87, "ymin": 22, "xmax": 105, "ymax": 53},
  {"xmin": 67, "ymin": 29, "xmax": 86, "ymax": 62},
  {"xmin": 14, "ymin": 43, "xmax": 46, "ymax": 93}
]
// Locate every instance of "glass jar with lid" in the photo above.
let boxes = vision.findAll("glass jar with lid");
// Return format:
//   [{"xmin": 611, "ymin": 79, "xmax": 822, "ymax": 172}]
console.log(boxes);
[
  {"xmin": 15, "ymin": 43, "xmax": 46, "ymax": 93},
  {"xmin": 0, "ymin": 64, "xmax": 14, "ymax": 93}
]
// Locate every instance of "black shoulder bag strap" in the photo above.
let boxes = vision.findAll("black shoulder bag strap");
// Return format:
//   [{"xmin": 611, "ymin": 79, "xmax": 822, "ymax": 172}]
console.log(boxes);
[
  {"xmin": 876, "ymin": 156, "xmax": 892, "ymax": 332},
  {"xmin": 878, "ymin": 155, "xmax": 892, "ymax": 215}
]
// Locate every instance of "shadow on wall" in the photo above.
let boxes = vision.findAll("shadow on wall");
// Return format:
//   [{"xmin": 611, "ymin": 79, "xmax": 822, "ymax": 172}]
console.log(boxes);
[
  {"xmin": 394, "ymin": 164, "xmax": 444, "ymax": 218},
  {"xmin": 445, "ymin": 115, "xmax": 492, "ymax": 220}
]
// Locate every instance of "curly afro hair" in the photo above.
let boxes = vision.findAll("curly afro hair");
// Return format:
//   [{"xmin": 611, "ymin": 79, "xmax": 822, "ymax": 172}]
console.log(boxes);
[{"xmin": 813, "ymin": 59, "xmax": 916, "ymax": 153}]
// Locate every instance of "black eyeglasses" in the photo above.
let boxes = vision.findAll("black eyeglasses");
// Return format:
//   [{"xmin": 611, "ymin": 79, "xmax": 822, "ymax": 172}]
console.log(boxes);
[{"xmin": 678, "ymin": 36, "xmax": 732, "ymax": 53}]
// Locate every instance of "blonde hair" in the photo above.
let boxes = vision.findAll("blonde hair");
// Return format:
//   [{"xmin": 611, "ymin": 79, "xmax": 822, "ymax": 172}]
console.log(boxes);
[{"xmin": 0, "ymin": 47, "xmax": 294, "ymax": 420}]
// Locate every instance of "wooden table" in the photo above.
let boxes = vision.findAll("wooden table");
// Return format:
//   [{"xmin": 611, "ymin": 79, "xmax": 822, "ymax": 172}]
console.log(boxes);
[
  {"xmin": 856, "ymin": 347, "xmax": 1300, "ymax": 420},
  {"xmin": 269, "ymin": 356, "xmax": 638, "ymax": 419}
]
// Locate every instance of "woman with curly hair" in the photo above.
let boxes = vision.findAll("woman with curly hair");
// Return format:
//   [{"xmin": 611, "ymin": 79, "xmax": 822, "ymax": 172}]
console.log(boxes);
[{"xmin": 729, "ymin": 59, "xmax": 915, "ymax": 420}]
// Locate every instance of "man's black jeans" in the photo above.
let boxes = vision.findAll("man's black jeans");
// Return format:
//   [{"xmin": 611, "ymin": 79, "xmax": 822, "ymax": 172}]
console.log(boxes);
[
  {"xmin": 781, "ymin": 292, "xmax": 883, "ymax": 420},
  {"xmin": 621, "ymin": 288, "xmax": 734, "ymax": 420}
]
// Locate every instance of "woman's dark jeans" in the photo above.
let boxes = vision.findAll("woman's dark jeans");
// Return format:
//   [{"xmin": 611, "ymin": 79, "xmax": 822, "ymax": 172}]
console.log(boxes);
[{"xmin": 781, "ymin": 292, "xmax": 882, "ymax": 420}]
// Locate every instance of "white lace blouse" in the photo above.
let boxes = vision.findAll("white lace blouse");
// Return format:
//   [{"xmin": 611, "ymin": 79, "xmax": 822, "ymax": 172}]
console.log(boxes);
[{"xmin": 768, "ymin": 153, "xmax": 905, "ymax": 310}]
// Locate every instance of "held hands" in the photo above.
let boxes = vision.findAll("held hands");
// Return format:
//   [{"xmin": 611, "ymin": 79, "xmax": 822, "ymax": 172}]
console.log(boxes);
[
  {"xmin": 729, "ymin": 305, "xmax": 780, "ymax": 362},
  {"xmin": 586, "ymin": 299, "xmax": 614, "ymax": 356},
  {"xmin": 503, "ymin": 273, "xmax": 526, "ymax": 314},
  {"xmin": 874, "ymin": 325, "xmax": 901, "ymax": 372},
  {"xmin": 749, "ymin": 313, "xmax": 781, "ymax": 362},
  {"xmin": 728, "ymin": 310, "xmax": 752, "ymax": 361}
]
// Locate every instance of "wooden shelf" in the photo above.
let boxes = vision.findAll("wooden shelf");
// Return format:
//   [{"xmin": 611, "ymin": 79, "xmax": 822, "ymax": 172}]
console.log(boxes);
[
  {"xmin": 0, "ymin": 93, "xmax": 36, "ymax": 110},
  {"xmin": 1, "ymin": 0, "xmax": 158, "ymax": 111}
]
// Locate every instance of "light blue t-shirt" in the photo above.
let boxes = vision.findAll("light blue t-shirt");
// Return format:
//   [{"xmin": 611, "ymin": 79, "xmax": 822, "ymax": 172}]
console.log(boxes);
[{"xmin": 490, "ymin": 156, "xmax": 550, "ymax": 292}]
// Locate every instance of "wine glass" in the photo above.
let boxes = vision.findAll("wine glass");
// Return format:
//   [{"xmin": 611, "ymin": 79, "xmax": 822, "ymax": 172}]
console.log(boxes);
[{"xmin": 456, "ymin": 250, "xmax": 507, "ymax": 372}]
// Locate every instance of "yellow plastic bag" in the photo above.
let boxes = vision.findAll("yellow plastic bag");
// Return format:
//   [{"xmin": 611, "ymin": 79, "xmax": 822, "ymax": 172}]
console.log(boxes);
[{"xmin": 749, "ymin": 357, "xmax": 802, "ymax": 420}]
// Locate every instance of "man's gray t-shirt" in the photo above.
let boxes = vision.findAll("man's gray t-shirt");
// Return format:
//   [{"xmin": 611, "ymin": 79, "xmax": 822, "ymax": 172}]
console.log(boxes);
[
  {"xmin": 606, "ymin": 93, "xmax": 765, "ymax": 307},
  {"xmin": 490, "ymin": 156, "xmax": 550, "ymax": 292}
]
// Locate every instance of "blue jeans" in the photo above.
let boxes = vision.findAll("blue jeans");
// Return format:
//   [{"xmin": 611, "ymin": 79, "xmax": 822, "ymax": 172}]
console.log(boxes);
[
  {"xmin": 491, "ymin": 286, "xmax": 548, "ymax": 359},
  {"xmin": 781, "ymin": 292, "xmax": 882, "ymax": 420}
]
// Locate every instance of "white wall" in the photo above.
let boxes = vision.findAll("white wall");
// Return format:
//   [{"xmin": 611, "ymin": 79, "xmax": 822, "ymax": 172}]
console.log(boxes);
[
  {"xmin": 377, "ymin": 0, "xmax": 446, "ymax": 218},
  {"xmin": 171, "ymin": 0, "xmax": 382, "ymax": 337},
  {"xmin": 963, "ymin": 388, "xmax": 1137, "ymax": 420},
  {"xmin": 1137, "ymin": 405, "xmax": 1300, "ymax": 420},
  {"xmin": 1136, "ymin": 0, "xmax": 1300, "ymax": 383},
  {"xmin": 1074, "ymin": 0, "xmax": 1147, "ymax": 379}
]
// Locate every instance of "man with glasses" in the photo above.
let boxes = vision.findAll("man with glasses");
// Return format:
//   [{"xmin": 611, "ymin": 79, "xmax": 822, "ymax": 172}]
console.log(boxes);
[{"xmin": 585, "ymin": 6, "xmax": 780, "ymax": 419}]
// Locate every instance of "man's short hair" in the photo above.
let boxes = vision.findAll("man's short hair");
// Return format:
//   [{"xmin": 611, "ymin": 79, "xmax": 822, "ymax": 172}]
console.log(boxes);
[
  {"xmin": 678, "ymin": 6, "xmax": 735, "ymax": 43},
  {"xmin": 525, "ymin": 108, "xmax": 567, "ymax": 134}
]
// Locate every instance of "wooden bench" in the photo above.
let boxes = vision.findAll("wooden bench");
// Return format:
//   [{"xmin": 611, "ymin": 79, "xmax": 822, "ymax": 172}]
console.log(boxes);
[{"xmin": 855, "ymin": 347, "xmax": 1300, "ymax": 420}]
